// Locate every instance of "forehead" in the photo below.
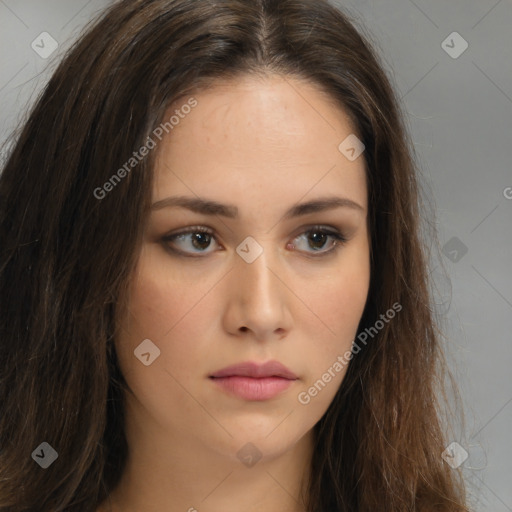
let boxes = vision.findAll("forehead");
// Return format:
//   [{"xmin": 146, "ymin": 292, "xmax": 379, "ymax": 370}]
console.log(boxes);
[{"xmin": 153, "ymin": 74, "xmax": 367, "ymax": 212}]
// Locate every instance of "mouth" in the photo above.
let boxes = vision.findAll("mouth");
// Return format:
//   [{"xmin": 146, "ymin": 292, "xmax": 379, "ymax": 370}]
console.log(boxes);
[{"xmin": 209, "ymin": 360, "xmax": 298, "ymax": 401}]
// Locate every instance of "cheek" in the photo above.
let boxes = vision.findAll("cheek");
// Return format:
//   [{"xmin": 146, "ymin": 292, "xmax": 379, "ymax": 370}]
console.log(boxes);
[
  {"xmin": 114, "ymin": 250, "xmax": 203, "ymax": 389},
  {"xmin": 305, "ymin": 254, "xmax": 370, "ymax": 339},
  {"xmin": 294, "ymin": 277, "xmax": 368, "ymax": 416},
  {"xmin": 125, "ymin": 271, "xmax": 182, "ymax": 341},
  {"xmin": 122, "ymin": 245, "xmax": 208, "ymax": 341},
  {"xmin": 317, "ymin": 275, "xmax": 368, "ymax": 325},
  {"xmin": 298, "ymin": 248, "xmax": 370, "ymax": 391}
]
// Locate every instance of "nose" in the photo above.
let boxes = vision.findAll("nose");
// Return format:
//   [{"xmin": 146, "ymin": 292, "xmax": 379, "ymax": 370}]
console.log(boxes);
[{"xmin": 222, "ymin": 241, "xmax": 293, "ymax": 342}]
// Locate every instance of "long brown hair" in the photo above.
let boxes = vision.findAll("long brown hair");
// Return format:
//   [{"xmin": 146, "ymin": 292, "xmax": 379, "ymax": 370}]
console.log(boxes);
[{"xmin": 0, "ymin": 0, "xmax": 469, "ymax": 510}]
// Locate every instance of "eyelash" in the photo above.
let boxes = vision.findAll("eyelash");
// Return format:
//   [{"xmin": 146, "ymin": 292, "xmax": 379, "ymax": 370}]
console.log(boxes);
[{"xmin": 161, "ymin": 225, "xmax": 348, "ymax": 258}]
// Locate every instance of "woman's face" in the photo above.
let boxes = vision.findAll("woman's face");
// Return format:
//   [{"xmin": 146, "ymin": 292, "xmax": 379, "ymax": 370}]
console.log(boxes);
[{"xmin": 115, "ymin": 74, "xmax": 370, "ymax": 465}]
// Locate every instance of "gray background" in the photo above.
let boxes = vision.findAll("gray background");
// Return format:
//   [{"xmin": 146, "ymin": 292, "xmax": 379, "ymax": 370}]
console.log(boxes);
[{"xmin": 0, "ymin": 1, "xmax": 511, "ymax": 510}]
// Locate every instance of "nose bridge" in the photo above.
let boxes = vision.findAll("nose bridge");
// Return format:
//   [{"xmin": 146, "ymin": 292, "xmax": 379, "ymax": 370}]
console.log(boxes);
[
  {"xmin": 236, "ymin": 238, "xmax": 280, "ymax": 305},
  {"xmin": 231, "ymin": 235, "xmax": 288, "ymax": 325}
]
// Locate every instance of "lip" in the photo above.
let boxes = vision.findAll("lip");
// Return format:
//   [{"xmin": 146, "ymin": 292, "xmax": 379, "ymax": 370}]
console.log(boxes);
[
  {"xmin": 210, "ymin": 361, "xmax": 297, "ymax": 379},
  {"xmin": 209, "ymin": 361, "xmax": 298, "ymax": 401}
]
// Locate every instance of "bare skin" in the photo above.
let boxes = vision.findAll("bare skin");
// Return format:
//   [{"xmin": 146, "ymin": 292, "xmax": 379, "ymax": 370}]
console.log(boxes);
[{"xmin": 98, "ymin": 74, "xmax": 370, "ymax": 512}]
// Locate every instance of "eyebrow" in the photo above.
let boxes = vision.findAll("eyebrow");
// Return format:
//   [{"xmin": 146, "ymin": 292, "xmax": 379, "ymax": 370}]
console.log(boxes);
[{"xmin": 150, "ymin": 195, "xmax": 365, "ymax": 219}]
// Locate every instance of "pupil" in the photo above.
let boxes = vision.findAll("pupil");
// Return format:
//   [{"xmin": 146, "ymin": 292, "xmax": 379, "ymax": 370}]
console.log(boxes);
[
  {"xmin": 310, "ymin": 232, "xmax": 327, "ymax": 250},
  {"xmin": 192, "ymin": 233, "xmax": 210, "ymax": 250}
]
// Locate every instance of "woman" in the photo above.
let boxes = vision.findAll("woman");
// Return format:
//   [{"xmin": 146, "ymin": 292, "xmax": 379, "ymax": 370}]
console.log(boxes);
[{"xmin": 0, "ymin": 0, "xmax": 470, "ymax": 510}]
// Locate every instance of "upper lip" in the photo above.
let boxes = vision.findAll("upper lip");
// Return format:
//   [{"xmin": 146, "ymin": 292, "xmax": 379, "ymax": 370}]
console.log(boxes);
[{"xmin": 210, "ymin": 361, "xmax": 297, "ymax": 380}]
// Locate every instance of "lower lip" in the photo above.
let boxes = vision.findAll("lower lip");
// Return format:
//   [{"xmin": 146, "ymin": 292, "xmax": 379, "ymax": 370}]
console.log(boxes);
[{"xmin": 210, "ymin": 376, "xmax": 295, "ymax": 401}]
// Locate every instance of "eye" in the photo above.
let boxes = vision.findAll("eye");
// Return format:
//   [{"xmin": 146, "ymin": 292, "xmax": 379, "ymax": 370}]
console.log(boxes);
[
  {"xmin": 162, "ymin": 226, "xmax": 218, "ymax": 256},
  {"xmin": 161, "ymin": 225, "xmax": 348, "ymax": 257},
  {"xmin": 290, "ymin": 226, "xmax": 348, "ymax": 257}
]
